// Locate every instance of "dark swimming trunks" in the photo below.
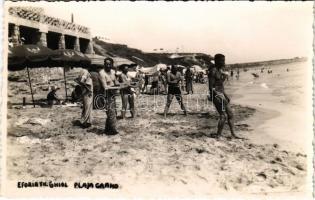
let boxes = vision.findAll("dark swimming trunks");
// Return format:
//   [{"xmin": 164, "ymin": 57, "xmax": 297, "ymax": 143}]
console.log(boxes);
[
  {"xmin": 212, "ymin": 91, "xmax": 229, "ymax": 112},
  {"xmin": 168, "ymin": 85, "xmax": 181, "ymax": 95}
]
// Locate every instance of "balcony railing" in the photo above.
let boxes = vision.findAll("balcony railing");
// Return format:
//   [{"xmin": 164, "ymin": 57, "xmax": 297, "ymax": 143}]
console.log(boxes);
[{"xmin": 9, "ymin": 7, "xmax": 90, "ymax": 35}]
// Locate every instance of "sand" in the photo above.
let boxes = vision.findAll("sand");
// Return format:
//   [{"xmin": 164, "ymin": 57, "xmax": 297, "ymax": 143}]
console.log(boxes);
[{"xmin": 5, "ymin": 67, "xmax": 309, "ymax": 197}]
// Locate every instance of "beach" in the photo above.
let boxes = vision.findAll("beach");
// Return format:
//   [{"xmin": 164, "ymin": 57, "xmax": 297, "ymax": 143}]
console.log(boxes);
[{"xmin": 6, "ymin": 62, "xmax": 311, "ymax": 197}]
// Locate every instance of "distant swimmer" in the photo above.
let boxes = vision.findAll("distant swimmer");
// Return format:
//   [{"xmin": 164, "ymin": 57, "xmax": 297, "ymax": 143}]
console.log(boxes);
[
  {"xmin": 208, "ymin": 54, "xmax": 241, "ymax": 139},
  {"xmin": 236, "ymin": 68, "xmax": 240, "ymax": 80},
  {"xmin": 251, "ymin": 73, "xmax": 259, "ymax": 78}
]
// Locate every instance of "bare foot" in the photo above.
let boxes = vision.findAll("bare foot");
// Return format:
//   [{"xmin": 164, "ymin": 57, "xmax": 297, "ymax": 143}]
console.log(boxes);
[
  {"xmin": 232, "ymin": 134, "xmax": 245, "ymax": 140},
  {"xmin": 209, "ymin": 133, "xmax": 221, "ymax": 138}
]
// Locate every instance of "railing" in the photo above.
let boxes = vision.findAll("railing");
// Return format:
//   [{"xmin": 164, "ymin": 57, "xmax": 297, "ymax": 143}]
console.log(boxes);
[{"xmin": 9, "ymin": 7, "xmax": 90, "ymax": 35}]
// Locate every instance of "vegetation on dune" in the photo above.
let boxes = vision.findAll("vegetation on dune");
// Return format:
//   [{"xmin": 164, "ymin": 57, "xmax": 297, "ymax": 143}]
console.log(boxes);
[{"xmin": 92, "ymin": 37, "xmax": 211, "ymax": 68}]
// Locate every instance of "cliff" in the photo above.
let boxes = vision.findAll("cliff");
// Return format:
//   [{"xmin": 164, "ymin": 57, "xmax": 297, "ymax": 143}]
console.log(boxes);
[
  {"xmin": 228, "ymin": 57, "xmax": 307, "ymax": 69},
  {"xmin": 92, "ymin": 38, "xmax": 211, "ymax": 67}
]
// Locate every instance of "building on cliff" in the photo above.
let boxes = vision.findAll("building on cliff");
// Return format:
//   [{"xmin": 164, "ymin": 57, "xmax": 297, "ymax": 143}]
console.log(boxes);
[{"xmin": 7, "ymin": 6, "xmax": 94, "ymax": 54}]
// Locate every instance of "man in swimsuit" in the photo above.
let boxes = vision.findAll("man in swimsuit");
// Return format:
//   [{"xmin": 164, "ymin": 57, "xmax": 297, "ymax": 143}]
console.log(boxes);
[
  {"xmin": 135, "ymin": 69, "xmax": 144, "ymax": 95},
  {"xmin": 159, "ymin": 68, "xmax": 168, "ymax": 94},
  {"xmin": 185, "ymin": 67, "xmax": 194, "ymax": 94},
  {"xmin": 90, "ymin": 66, "xmax": 105, "ymax": 109},
  {"xmin": 99, "ymin": 58, "xmax": 121, "ymax": 135},
  {"xmin": 208, "ymin": 54, "xmax": 241, "ymax": 139},
  {"xmin": 151, "ymin": 71, "xmax": 160, "ymax": 95},
  {"xmin": 142, "ymin": 74, "xmax": 149, "ymax": 94},
  {"xmin": 236, "ymin": 68, "xmax": 240, "ymax": 80},
  {"xmin": 163, "ymin": 65, "xmax": 187, "ymax": 118},
  {"xmin": 119, "ymin": 65, "xmax": 136, "ymax": 119}
]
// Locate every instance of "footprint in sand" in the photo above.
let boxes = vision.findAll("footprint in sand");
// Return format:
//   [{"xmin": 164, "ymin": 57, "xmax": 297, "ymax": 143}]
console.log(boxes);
[
  {"xmin": 296, "ymin": 153, "xmax": 307, "ymax": 157},
  {"xmin": 257, "ymin": 154, "xmax": 264, "ymax": 160},
  {"xmin": 220, "ymin": 165, "xmax": 228, "ymax": 171},
  {"xmin": 272, "ymin": 169, "xmax": 279, "ymax": 173},
  {"xmin": 197, "ymin": 174, "xmax": 208, "ymax": 182},
  {"xmin": 195, "ymin": 148, "xmax": 207, "ymax": 154},
  {"xmin": 295, "ymin": 164, "xmax": 305, "ymax": 171},
  {"xmin": 273, "ymin": 144, "xmax": 279, "ymax": 148},
  {"xmin": 257, "ymin": 172, "xmax": 267, "ymax": 180},
  {"xmin": 275, "ymin": 157, "xmax": 283, "ymax": 162},
  {"xmin": 180, "ymin": 179, "xmax": 187, "ymax": 184}
]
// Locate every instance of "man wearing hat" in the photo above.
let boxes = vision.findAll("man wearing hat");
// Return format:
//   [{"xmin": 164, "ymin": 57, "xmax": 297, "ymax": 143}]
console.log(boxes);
[
  {"xmin": 99, "ymin": 57, "xmax": 121, "ymax": 135},
  {"xmin": 47, "ymin": 86, "xmax": 61, "ymax": 106}
]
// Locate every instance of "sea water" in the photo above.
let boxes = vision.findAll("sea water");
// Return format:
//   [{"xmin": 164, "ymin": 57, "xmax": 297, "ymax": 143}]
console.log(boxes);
[{"xmin": 226, "ymin": 61, "xmax": 312, "ymax": 153}]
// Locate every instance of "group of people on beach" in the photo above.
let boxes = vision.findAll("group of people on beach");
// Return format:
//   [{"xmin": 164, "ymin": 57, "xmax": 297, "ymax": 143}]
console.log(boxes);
[
  {"xmin": 50, "ymin": 54, "xmax": 240, "ymax": 139},
  {"xmin": 230, "ymin": 68, "xmax": 240, "ymax": 80},
  {"xmin": 136, "ymin": 65, "xmax": 205, "ymax": 96}
]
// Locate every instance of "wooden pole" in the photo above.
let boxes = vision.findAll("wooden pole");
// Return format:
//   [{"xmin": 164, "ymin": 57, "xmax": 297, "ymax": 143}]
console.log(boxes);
[
  {"xmin": 26, "ymin": 66, "xmax": 35, "ymax": 108},
  {"xmin": 63, "ymin": 64, "xmax": 68, "ymax": 101}
]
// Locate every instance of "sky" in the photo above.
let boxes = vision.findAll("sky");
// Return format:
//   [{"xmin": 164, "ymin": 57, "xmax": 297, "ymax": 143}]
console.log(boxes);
[{"xmin": 5, "ymin": 1, "xmax": 314, "ymax": 63}]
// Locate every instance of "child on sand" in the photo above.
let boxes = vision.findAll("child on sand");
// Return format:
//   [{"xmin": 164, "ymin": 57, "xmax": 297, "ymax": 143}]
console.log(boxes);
[{"xmin": 47, "ymin": 86, "xmax": 61, "ymax": 106}]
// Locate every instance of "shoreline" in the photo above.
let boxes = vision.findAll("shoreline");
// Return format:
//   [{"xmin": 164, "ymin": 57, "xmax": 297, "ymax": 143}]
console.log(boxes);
[
  {"xmin": 226, "ymin": 64, "xmax": 309, "ymax": 154},
  {"xmin": 231, "ymin": 91, "xmax": 306, "ymax": 154}
]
